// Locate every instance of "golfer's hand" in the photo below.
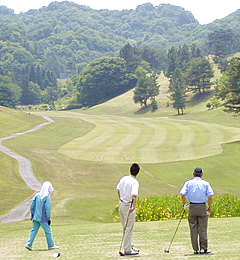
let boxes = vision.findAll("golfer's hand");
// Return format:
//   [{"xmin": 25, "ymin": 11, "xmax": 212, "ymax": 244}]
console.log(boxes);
[
  {"xmin": 129, "ymin": 207, "xmax": 135, "ymax": 213},
  {"xmin": 183, "ymin": 204, "xmax": 188, "ymax": 211}
]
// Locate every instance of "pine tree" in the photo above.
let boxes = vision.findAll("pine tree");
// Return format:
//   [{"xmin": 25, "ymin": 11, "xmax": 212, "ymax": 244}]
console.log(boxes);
[
  {"xmin": 165, "ymin": 46, "xmax": 177, "ymax": 78},
  {"xmin": 186, "ymin": 57, "xmax": 214, "ymax": 93},
  {"xmin": 169, "ymin": 68, "xmax": 186, "ymax": 114}
]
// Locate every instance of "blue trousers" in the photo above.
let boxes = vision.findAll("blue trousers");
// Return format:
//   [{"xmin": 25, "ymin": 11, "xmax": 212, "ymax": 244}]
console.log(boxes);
[{"xmin": 26, "ymin": 220, "xmax": 54, "ymax": 248}]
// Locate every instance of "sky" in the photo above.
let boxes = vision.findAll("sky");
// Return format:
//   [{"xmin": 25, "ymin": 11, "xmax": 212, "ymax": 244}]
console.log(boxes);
[{"xmin": 0, "ymin": 0, "xmax": 239, "ymax": 25}]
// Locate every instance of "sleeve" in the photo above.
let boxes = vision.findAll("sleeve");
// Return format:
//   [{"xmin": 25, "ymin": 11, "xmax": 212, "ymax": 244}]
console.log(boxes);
[
  {"xmin": 206, "ymin": 183, "xmax": 214, "ymax": 197},
  {"xmin": 131, "ymin": 181, "xmax": 139, "ymax": 197},
  {"xmin": 30, "ymin": 194, "xmax": 37, "ymax": 219},
  {"xmin": 116, "ymin": 182, "xmax": 120, "ymax": 191},
  {"xmin": 116, "ymin": 177, "xmax": 122, "ymax": 190},
  {"xmin": 44, "ymin": 197, "xmax": 51, "ymax": 220},
  {"xmin": 179, "ymin": 181, "xmax": 188, "ymax": 195}
]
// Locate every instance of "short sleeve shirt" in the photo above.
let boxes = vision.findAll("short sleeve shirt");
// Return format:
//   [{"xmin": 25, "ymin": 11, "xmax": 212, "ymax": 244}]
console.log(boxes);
[
  {"xmin": 116, "ymin": 175, "xmax": 139, "ymax": 203},
  {"xmin": 180, "ymin": 177, "xmax": 214, "ymax": 203}
]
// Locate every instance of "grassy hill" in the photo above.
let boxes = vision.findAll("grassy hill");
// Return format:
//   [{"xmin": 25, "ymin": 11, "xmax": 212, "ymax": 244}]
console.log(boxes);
[
  {"xmin": 0, "ymin": 107, "xmax": 45, "ymax": 216},
  {"xmin": 1, "ymin": 64, "xmax": 240, "ymax": 224},
  {"xmin": 1, "ymin": 70, "xmax": 240, "ymax": 259},
  {"xmin": 1, "ymin": 2, "xmax": 239, "ymax": 77}
]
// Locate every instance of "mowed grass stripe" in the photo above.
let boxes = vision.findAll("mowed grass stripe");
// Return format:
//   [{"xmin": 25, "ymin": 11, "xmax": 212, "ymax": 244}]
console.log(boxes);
[
  {"xmin": 139, "ymin": 119, "xmax": 168, "ymax": 163},
  {"xmin": 58, "ymin": 113, "xmax": 240, "ymax": 164},
  {"xmin": 105, "ymin": 121, "xmax": 141, "ymax": 163}
]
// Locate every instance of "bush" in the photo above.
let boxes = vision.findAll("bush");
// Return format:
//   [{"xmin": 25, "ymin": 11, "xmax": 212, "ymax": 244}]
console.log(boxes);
[{"xmin": 110, "ymin": 193, "xmax": 240, "ymax": 222}]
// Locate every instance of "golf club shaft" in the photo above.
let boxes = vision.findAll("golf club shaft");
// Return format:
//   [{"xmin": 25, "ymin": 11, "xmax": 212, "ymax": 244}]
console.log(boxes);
[
  {"xmin": 167, "ymin": 209, "xmax": 185, "ymax": 251},
  {"xmin": 119, "ymin": 199, "xmax": 134, "ymax": 255}
]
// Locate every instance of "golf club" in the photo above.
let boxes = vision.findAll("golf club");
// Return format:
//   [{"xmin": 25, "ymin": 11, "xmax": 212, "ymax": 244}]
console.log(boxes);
[
  {"xmin": 164, "ymin": 209, "xmax": 185, "ymax": 253},
  {"xmin": 119, "ymin": 199, "xmax": 133, "ymax": 256}
]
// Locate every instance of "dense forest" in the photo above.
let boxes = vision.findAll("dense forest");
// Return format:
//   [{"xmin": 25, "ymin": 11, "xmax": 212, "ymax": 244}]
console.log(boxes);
[{"xmin": 0, "ymin": 1, "xmax": 240, "ymax": 111}]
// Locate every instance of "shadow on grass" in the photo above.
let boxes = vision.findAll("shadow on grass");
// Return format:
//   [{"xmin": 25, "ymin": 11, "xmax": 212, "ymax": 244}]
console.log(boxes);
[
  {"xmin": 29, "ymin": 249, "xmax": 49, "ymax": 251},
  {"xmin": 188, "ymin": 90, "xmax": 214, "ymax": 107},
  {"xmin": 134, "ymin": 105, "xmax": 158, "ymax": 114},
  {"xmin": 134, "ymin": 106, "xmax": 151, "ymax": 115}
]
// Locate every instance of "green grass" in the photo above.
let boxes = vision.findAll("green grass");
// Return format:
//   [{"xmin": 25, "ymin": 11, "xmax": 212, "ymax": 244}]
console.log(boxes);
[
  {"xmin": 0, "ymin": 106, "xmax": 46, "ymax": 215},
  {"xmin": 1, "ymin": 217, "xmax": 240, "ymax": 259},
  {"xmin": 1, "ymin": 67, "xmax": 240, "ymax": 258},
  {"xmin": 0, "ymin": 106, "xmax": 44, "ymax": 137},
  {"xmin": 1, "ymin": 75, "xmax": 240, "ymax": 221}
]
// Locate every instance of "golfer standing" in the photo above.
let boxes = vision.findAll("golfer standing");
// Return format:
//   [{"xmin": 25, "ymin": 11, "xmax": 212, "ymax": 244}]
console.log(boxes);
[
  {"xmin": 116, "ymin": 163, "xmax": 140, "ymax": 255},
  {"xmin": 180, "ymin": 167, "xmax": 214, "ymax": 254},
  {"xmin": 25, "ymin": 181, "xmax": 59, "ymax": 251}
]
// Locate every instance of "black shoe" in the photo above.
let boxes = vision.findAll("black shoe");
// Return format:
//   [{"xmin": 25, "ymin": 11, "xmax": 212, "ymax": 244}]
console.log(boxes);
[
  {"xmin": 200, "ymin": 249, "xmax": 211, "ymax": 254},
  {"xmin": 194, "ymin": 250, "xmax": 199, "ymax": 254}
]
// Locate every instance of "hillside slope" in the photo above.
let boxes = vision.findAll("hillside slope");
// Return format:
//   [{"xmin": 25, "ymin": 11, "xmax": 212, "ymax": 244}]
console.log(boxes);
[{"xmin": 0, "ymin": 2, "xmax": 239, "ymax": 76}]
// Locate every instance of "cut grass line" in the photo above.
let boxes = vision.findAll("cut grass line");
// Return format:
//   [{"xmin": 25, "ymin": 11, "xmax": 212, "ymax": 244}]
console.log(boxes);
[{"xmin": 58, "ymin": 113, "xmax": 240, "ymax": 164}]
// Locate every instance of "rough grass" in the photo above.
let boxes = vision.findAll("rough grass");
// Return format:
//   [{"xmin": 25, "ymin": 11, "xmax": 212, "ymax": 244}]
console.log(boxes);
[
  {"xmin": 0, "ymin": 107, "xmax": 45, "ymax": 215},
  {"xmin": 1, "ymin": 217, "xmax": 240, "ymax": 259},
  {"xmin": 1, "ymin": 86, "xmax": 240, "ymax": 221}
]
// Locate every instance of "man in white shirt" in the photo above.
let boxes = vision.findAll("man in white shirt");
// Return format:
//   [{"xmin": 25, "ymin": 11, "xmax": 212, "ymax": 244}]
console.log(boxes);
[
  {"xmin": 116, "ymin": 163, "xmax": 140, "ymax": 255},
  {"xmin": 180, "ymin": 167, "xmax": 214, "ymax": 255}
]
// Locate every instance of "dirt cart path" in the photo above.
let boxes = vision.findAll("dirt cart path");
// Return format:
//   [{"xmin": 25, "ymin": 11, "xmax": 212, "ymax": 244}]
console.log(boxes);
[{"xmin": 0, "ymin": 116, "xmax": 54, "ymax": 224}]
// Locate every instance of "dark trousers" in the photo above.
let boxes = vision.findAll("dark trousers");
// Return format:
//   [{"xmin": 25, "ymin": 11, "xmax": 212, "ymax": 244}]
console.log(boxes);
[{"xmin": 188, "ymin": 204, "xmax": 208, "ymax": 251}]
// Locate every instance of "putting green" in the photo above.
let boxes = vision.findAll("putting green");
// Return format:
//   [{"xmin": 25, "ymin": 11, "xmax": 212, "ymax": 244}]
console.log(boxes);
[{"xmin": 58, "ymin": 113, "xmax": 240, "ymax": 163}]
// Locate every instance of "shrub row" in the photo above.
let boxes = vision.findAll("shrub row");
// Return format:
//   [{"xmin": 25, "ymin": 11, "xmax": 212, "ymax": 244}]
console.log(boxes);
[{"xmin": 110, "ymin": 193, "xmax": 240, "ymax": 222}]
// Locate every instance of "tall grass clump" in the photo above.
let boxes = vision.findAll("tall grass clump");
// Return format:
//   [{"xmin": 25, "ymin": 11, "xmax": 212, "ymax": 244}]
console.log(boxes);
[
  {"xmin": 211, "ymin": 193, "xmax": 240, "ymax": 218},
  {"xmin": 136, "ymin": 195, "xmax": 183, "ymax": 221},
  {"xmin": 111, "ymin": 193, "xmax": 240, "ymax": 222}
]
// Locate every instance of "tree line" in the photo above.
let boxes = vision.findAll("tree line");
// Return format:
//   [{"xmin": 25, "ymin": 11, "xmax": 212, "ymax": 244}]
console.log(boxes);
[{"xmin": 0, "ymin": 2, "xmax": 240, "ymax": 114}]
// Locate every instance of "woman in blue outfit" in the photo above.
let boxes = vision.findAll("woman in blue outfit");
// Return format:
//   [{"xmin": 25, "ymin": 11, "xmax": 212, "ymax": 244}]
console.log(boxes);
[{"xmin": 25, "ymin": 181, "xmax": 59, "ymax": 251}]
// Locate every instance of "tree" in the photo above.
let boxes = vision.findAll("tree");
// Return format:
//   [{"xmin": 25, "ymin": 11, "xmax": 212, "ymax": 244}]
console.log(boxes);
[
  {"xmin": 0, "ymin": 75, "xmax": 21, "ymax": 108},
  {"xmin": 27, "ymin": 82, "xmax": 42, "ymax": 105},
  {"xmin": 216, "ymin": 58, "xmax": 240, "ymax": 114},
  {"xmin": 119, "ymin": 43, "xmax": 142, "ymax": 73},
  {"xmin": 77, "ymin": 57, "xmax": 132, "ymax": 107},
  {"xmin": 186, "ymin": 57, "xmax": 214, "ymax": 93},
  {"xmin": 133, "ymin": 73, "xmax": 159, "ymax": 107},
  {"xmin": 177, "ymin": 44, "xmax": 190, "ymax": 73},
  {"xmin": 207, "ymin": 29, "xmax": 235, "ymax": 57},
  {"xmin": 139, "ymin": 45, "xmax": 167, "ymax": 71},
  {"xmin": 165, "ymin": 46, "xmax": 177, "ymax": 78},
  {"xmin": 169, "ymin": 68, "xmax": 186, "ymax": 114}
]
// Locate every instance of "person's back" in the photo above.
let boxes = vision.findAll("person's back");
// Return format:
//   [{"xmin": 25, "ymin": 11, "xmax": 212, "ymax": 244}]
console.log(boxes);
[
  {"xmin": 116, "ymin": 163, "xmax": 140, "ymax": 256},
  {"xmin": 25, "ymin": 181, "xmax": 59, "ymax": 251},
  {"xmin": 180, "ymin": 167, "xmax": 214, "ymax": 254},
  {"xmin": 117, "ymin": 175, "xmax": 139, "ymax": 203},
  {"xmin": 31, "ymin": 193, "xmax": 50, "ymax": 223},
  {"xmin": 183, "ymin": 177, "xmax": 211, "ymax": 203}
]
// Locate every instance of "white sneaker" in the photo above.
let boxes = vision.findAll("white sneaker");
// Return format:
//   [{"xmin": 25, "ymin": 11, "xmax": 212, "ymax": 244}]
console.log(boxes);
[
  {"xmin": 200, "ymin": 249, "xmax": 211, "ymax": 254},
  {"xmin": 132, "ymin": 245, "xmax": 139, "ymax": 252},
  {"xmin": 48, "ymin": 245, "xmax": 59, "ymax": 250},
  {"xmin": 124, "ymin": 250, "xmax": 139, "ymax": 255},
  {"xmin": 25, "ymin": 245, "xmax": 33, "ymax": 251}
]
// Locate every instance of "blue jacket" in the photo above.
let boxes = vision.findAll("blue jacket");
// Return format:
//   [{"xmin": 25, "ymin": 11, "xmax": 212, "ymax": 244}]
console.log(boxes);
[{"xmin": 30, "ymin": 193, "xmax": 51, "ymax": 223}]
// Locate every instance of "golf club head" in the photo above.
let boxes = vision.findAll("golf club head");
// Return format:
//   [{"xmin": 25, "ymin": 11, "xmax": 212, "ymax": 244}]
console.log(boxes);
[
  {"xmin": 164, "ymin": 249, "xmax": 169, "ymax": 253},
  {"xmin": 119, "ymin": 251, "xmax": 124, "ymax": 256}
]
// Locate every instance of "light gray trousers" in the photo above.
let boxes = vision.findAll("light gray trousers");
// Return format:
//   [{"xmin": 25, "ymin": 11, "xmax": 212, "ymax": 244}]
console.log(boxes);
[
  {"xmin": 118, "ymin": 201, "xmax": 136, "ymax": 253},
  {"xmin": 188, "ymin": 204, "xmax": 208, "ymax": 251}
]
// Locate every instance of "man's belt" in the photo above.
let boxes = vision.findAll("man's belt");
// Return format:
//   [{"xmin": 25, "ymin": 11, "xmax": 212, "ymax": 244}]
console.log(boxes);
[
  {"xmin": 120, "ymin": 199, "xmax": 131, "ymax": 203},
  {"xmin": 190, "ymin": 202, "xmax": 205, "ymax": 204}
]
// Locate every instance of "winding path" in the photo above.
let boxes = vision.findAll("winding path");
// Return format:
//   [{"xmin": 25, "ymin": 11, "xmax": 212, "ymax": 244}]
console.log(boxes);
[{"xmin": 0, "ymin": 116, "xmax": 54, "ymax": 224}]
